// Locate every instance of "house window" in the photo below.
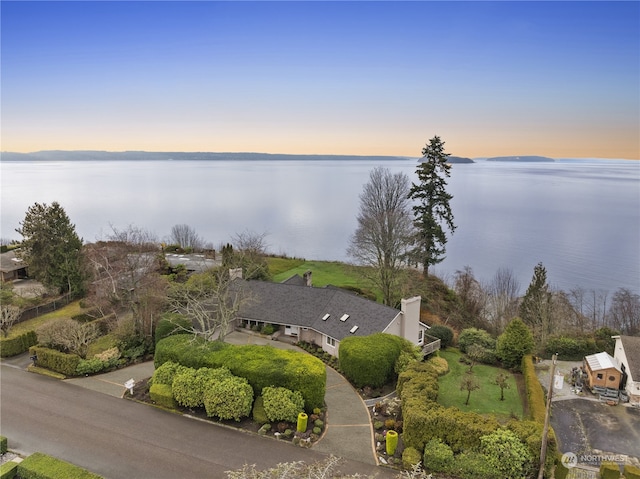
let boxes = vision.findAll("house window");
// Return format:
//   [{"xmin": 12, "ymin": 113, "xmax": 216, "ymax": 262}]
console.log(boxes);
[
  {"xmin": 597, "ymin": 373, "xmax": 603, "ymax": 380},
  {"xmin": 418, "ymin": 329, "xmax": 424, "ymax": 345},
  {"xmin": 326, "ymin": 336, "xmax": 336, "ymax": 347},
  {"xmin": 608, "ymin": 376, "xmax": 616, "ymax": 382}
]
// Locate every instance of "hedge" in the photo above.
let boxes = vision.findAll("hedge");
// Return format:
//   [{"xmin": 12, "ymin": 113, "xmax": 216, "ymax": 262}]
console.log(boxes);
[
  {"xmin": 29, "ymin": 346, "xmax": 80, "ymax": 376},
  {"xmin": 0, "ymin": 331, "xmax": 37, "ymax": 357},
  {"xmin": 522, "ymin": 354, "xmax": 546, "ymax": 424},
  {"xmin": 149, "ymin": 383, "xmax": 176, "ymax": 409},
  {"xmin": 0, "ymin": 462, "xmax": 18, "ymax": 479},
  {"xmin": 150, "ymin": 361, "xmax": 188, "ymax": 386},
  {"xmin": 0, "ymin": 435, "xmax": 6, "ymax": 454},
  {"xmin": 252, "ymin": 396, "xmax": 269, "ymax": 425},
  {"xmin": 203, "ymin": 376, "xmax": 254, "ymax": 421},
  {"xmin": 155, "ymin": 335, "xmax": 326, "ymax": 410},
  {"xmin": 401, "ymin": 447, "xmax": 422, "ymax": 470},
  {"xmin": 262, "ymin": 386, "xmax": 305, "ymax": 423},
  {"xmin": 544, "ymin": 335, "xmax": 599, "ymax": 360},
  {"xmin": 338, "ymin": 333, "xmax": 405, "ymax": 388},
  {"xmin": 17, "ymin": 452, "xmax": 104, "ymax": 479},
  {"xmin": 154, "ymin": 313, "xmax": 191, "ymax": 345},
  {"xmin": 599, "ymin": 461, "xmax": 621, "ymax": 479}
]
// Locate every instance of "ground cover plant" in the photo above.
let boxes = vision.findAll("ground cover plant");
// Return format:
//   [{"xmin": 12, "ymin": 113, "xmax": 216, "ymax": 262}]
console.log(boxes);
[{"xmin": 437, "ymin": 349, "xmax": 523, "ymax": 419}]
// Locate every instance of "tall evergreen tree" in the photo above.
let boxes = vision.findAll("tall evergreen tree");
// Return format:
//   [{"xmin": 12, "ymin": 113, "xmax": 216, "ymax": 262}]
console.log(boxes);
[
  {"xmin": 519, "ymin": 262, "xmax": 553, "ymax": 351},
  {"xmin": 496, "ymin": 317, "xmax": 534, "ymax": 370},
  {"xmin": 408, "ymin": 136, "xmax": 456, "ymax": 276},
  {"xmin": 16, "ymin": 201, "xmax": 85, "ymax": 295}
]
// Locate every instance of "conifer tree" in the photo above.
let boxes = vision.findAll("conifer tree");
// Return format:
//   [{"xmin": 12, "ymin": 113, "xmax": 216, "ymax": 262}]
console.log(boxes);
[
  {"xmin": 408, "ymin": 136, "xmax": 455, "ymax": 276},
  {"xmin": 519, "ymin": 262, "xmax": 553, "ymax": 351},
  {"xmin": 16, "ymin": 201, "xmax": 85, "ymax": 295}
]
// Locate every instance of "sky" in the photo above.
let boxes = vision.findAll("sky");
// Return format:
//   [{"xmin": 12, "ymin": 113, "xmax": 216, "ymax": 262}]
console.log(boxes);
[{"xmin": 1, "ymin": 1, "xmax": 639, "ymax": 159}]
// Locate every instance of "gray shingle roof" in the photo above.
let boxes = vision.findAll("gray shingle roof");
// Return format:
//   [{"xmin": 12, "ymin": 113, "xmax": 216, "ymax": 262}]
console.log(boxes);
[
  {"xmin": 235, "ymin": 280, "xmax": 401, "ymax": 341},
  {"xmin": 620, "ymin": 335, "xmax": 640, "ymax": 382},
  {"xmin": 0, "ymin": 250, "xmax": 27, "ymax": 274}
]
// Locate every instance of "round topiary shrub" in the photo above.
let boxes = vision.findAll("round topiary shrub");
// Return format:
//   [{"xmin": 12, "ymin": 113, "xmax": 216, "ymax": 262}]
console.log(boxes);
[
  {"xmin": 203, "ymin": 376, "xmax": 254, "ymax": 421},
  {"xmin": 262, "ymin": 386, "xmax": 305, "ymax": 423}
]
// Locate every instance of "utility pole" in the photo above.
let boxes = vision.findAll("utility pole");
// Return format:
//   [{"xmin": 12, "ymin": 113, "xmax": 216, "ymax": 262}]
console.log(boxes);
[{"xmin": 538, "ymin": 353, "xmax": 558, "ymax": 479}]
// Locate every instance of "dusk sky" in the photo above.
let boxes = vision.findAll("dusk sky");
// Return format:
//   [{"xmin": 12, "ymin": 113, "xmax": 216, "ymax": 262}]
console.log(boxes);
[{"xmin": 2, "ymin": 1, "xmax": 639, "ymax": 159}]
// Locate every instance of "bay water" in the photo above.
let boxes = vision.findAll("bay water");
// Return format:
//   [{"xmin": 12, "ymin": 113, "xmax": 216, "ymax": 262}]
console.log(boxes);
[{"xmin": 1, "ymin": 158, "xmax": 638, "ymax": 295}]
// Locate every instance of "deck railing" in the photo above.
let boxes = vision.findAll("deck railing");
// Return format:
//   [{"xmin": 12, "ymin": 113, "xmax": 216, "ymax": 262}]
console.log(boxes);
[{"xmin": 422, "ymin": 335, "xmax": 441, "ymax": 356}]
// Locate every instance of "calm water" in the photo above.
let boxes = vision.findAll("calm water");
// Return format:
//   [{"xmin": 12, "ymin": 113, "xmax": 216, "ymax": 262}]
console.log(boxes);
[{"xmin": 1, "ymin": 158, "xmax": 638, "ymax": 295}]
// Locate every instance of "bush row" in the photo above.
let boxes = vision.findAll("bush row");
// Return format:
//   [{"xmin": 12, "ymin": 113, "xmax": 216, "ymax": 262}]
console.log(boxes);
[
  {"xmin": 0, "ymin": 330, "xmax": 37, "ymax": 357},
  {"xmin": 17, "ymin": 452, "xmax": 103, "ymax": 479},
  {"xmin": 1, "ymin": 461, "xmax": 18, "ymax": 479},
  {"xmin": 0, "ymin": 435, "xmax": 7, "ymax": 454},
  {"xmin": 521, "ymin": 354, "xmax": 546, "ymax": 424},
  {"xmin": 154, "ymin": 335, "xmax": 326, "ymax": 410},
  {"xmin": 544, "ymin": 335, "xmax": 600, "ymax": 361},
  {"xmin": 29, "ymin": 346, "xmax": 79, "ymax": 376}
]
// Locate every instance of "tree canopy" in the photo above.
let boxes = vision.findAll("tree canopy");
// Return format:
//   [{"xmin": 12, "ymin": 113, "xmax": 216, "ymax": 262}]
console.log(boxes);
[
  {"xmin": 16, "ymin": 201, "xmax": 85, "ymax": 294},
  {"xmin": 496, "ymin": 317, "xmax": 534, "ymax": 370},
  {"xmin": 408, "ymin": 136, "xmax": 456, "ymax": 276}
]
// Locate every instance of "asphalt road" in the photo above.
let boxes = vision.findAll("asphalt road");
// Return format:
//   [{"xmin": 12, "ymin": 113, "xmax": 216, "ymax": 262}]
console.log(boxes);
[{"xmin": 0, "ymin": 364, "xmax": 397, "ymax": 479}]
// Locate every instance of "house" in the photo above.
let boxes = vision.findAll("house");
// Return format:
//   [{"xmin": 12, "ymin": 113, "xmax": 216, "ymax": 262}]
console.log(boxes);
[
  {"xmin": 233, "ymin": 271, "xmax": 438, "ymax": 358},
  {"xmin": 613, "ymin": 335, "xmax": 640, "ymax": 406},
  {"xmin": 583, "ymin": 351, "xmax": 623, "ymax": 391},
  {"xmin": 0, "ymin": 250, "xmax": 28, "ymax": 282},
  {"xmin": 164, "ymin": 253, "xmax": 220, "ymax": 274}
]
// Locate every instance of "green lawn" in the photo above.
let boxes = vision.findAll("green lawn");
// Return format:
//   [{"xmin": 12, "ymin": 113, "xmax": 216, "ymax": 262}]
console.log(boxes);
[
  {"xmin": 438, "ymin": 349, "xmax": 524, "ymax": 420},
  {"xmin": 9, "ymin": 300, "xmax": 86, "ymax": 337},
  {"xmin": 271, "ymin": 260, "xmax": 365, "ymax": 289}
]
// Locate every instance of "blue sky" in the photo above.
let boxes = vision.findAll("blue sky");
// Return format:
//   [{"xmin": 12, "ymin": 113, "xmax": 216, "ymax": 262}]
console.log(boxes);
[{"xmin": 2, "ymin": 1, "xmax": 638, "ymax": 159}]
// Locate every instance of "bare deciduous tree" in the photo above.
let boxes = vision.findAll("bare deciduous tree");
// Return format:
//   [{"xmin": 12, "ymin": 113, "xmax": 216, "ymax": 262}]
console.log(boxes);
[
  {"xmin": 454, "ymin": 266, "xmax": 486, "ymax": 328},
  {"xmin": 348, "ymin": 167, "xmax": 414, "ymax": 306},
  {"xmin": 169, "ymin": 224, "xmax": 203, "ymax": 251},
  {"xmin": 460, "ymin": 374, "xmax": 480, "ymax": 406},
  {"xmin": 36, "ymin": 319, "xmax": 100, "ymax": 358},
  {"xmin": 607, "ymin": 288, "xmax": 640, "ymax": 335},
  {"xmin": 0, "ymin": 305, "xmax": 21, "ymax": 337},
  {"xmin": 483, "ymin": 268, "xmax": 520, "ymax": 335},
  {"xmin": 225, "ymin": 230, "xmax": 270, "ymax": 280}
]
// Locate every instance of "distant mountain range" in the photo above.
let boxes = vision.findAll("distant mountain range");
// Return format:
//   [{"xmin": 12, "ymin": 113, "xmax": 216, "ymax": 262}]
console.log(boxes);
[{"xmin": 1, "ymin": 151, "xmax": 557, "ymax": 163}]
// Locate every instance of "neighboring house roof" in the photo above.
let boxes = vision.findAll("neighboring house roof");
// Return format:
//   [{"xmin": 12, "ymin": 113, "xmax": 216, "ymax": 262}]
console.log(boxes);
[
  {"xmin": 164, "ymin": 253, "xmax": 220, "ymax": 273},
  {"xmin": 235, "ymin": 279, "xmax": 401, "ymax": 341},
  {"xmin": 585, "ymin": 352, "xmax": 621, "ymax": 372},
  {"xmin": 620, "ymin": 335, "xmax": 640, "ymax": 382},
  {"xmin": 0, "ymin": 250, "xmax": 27, "ymax": 274}
]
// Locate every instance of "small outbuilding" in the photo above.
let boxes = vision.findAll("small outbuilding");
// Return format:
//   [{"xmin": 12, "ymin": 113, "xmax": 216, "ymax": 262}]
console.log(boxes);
[
  {"xmin": 583, "ymin": 352, "xmax": 622, "ymax": 391},
  {"xmin": 0, "ymin": 250, "xmax": 28, "ymax": 283}
]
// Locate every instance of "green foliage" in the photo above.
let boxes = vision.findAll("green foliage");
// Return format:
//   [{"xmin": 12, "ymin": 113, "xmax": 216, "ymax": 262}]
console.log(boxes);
[
  {"xmin": 422, "ymin": 438, "xmax": 453, "ymax": 472},
  {"xmin": 555, "ymin": 458, "xmax": 570, "ymax": 479},
  {"xmin": 457, "ymin": 328, "xmax": 496, "ymax": 353},
  {"xmin": 0, "ymin": 330, "xmax": 37, "ymax": 357},
  {"xmin": 394, "ymin": 349, "xmax": 422, "ymax": 376},
  {"xmin": 0, "ymin": 435, "xmax": 7, "ymax": 454},
  {"xmin": 204, "ymin": 376, "xmax": 254, "ymax": 421},
  {"xmin": 480, "ymin": 428, "xmax": 533, "ymax": 479},
  {"xmin": 252, "ymin": 396, "xmax": 268, "ymax": 425},
  {"xmin": 428, "ymin": 325, "xmax": 454, "ymax": 349},
  {"xmin": 172, "ymin": 366, "xmax": 233, "ymax": 408},
  {"xmin": 446, "ymin": 451, "xmax": 494, "ymax": 479},
  {"xmin": 599, "ymin": 461, "xmax": 621, "ymax": 479},
  {"xmin": 594, "ymin": 327, "xmax": 619, "ymax": 355},
  {"xmin": 1, "ymin": 462, "xmax": 18, "ymax": 479},
  {"xmin": 397, "ymin": 360, "xmax": 440, "ymax": 401},
  {"xmin": 385, "ymin": 430, "xmax": 399, "ymax": 455},
  {"xmin": 407, "ymin": 135, "xmax": 456, "ymax": 274},
  {"xmin": 262, "ymin": 386, "xmax": 305, "ymax": 423},
  {"xmin": 29, "ymin": 346, "xmax": 80, "ymax": 376},
  {"xmin": 521, "ymin": 355, "xmax": 546, "ymax": 423},
  {"xmin": 623, "ymin": 464, "xmax": 640, "ymax": 479},
  {"xmin": 260, "ymin": 324, "xmax": 276, "ymax": 335},
  {"xmin": 16, "ymin": 202, "xmax": 85, "ymax": 295},
  {"xmin": 519, "ymin": 262, "xmax": 552, "ymax": 351},
  {"xmin": 155, "ymin": 335, "xmax": 326, "ymax": 410},
  {"xmin": 401, "ymin": 447, "xmax": 422, "ymax": 470},
  {"xmin": 149, "ymin": 383, "xmax": 176, "ymax": 409},
  {"xmin": 154, "ymin": 313, "xmax": 191, "ymax": 345},
  {"xmin": 150, "ymin": 361, "xmax": 188, "ymax": 386},
  {"xmin": 339, "ymin": 333, "xmax": 404, "ymax": 388},
  {"xmin": 544, "ymin": 335, "xmax": 598, "ymax": 360},
  {"xmin": 75, "ymin": 358, "xmax": 111, "ymax": 375},
  {"xmin": 17, "ymin": 452, "xmax": 104, "ymax": 479},
  {"xmin": 496, "ymin": 318, "xmax": 534, "ymax": 370},
  {"xmin": 506, "ymin": 419, "xmax": 557, "ymax": 477}
]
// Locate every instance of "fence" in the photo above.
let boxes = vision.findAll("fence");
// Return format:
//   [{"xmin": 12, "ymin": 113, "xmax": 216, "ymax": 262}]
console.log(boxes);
[{"xmin": 16, "ymin": 294, "xmax": 73, "ymax": 323}]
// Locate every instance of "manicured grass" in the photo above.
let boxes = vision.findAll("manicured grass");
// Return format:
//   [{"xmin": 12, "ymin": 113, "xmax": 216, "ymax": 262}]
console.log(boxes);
[
  {"xmin": 9, "ymin": 300, "xmax": 86, "ymax": 337},
  {"xmin": 438, "ymin": 349, "xmax": 524, "ymax": 420},
  {"xmin": 271, "ymin": 260, "xmax": 363, "ymax": 288},
  {"xmin": 86, "ymin": 333, "xmax": 119, "ymax": 358},
  {"xmin": 266, "ymin": 257, "xmax": 306, "ymax": 277}
]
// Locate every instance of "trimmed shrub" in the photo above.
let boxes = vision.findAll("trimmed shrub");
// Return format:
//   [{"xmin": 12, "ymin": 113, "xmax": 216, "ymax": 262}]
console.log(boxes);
[
  {"xmin": 544, "ymin": 335, "xmax": 598, "ymax": 360},
  {"xmin": 252, "ymin": 396, "xmax": 268, "ymax": 425},
  {"xmin": 154, "ymin": 313, "xmax": 191, "ymax": 345},
  {"xmin": 496, "ymin": 318, "xmax": 534, "ymax": 371},
  {"xmin": 17, "ymin": 452, "xmax": 104, "ymax": 479},
  {"xmin": 401, "ymin": 447, "xmax": 422, "ymax": 471},
  {"xmin": 624, "ymin": 464, "xmax": 640, "ymax": 479},
  {"xmin": 480, "ymin": 428, "xmax": 533, "ymax": 479},
  {"xmin": 0, "ymin": 462, "xmax": 18, "ymax": 479},
  {"xmin": 422, "ymin": 438, "xmax": 453, "ymax": 472},
  {"xmin": 0, "ymin": 330, "xmax": 38, "ymax": 357},
  {"xmin": 29, "ymin": 346, "xmax": 80, "ymax": 376},
  {"xmin": 149, "ymin": 383, "xmax": 176, "ymax": 409},
  {"xmin": 0, "ymin": 435, "xmax": 7, "ymax": 454},
  {"xmin": 457, "ymin": 328, "xmax": 495, "ymax": 353},
  {"xmin": 447, "ymin": 452, "xmax": 494, "ymax": 479},
  {"xmin": 262, "ymin": 386, "xmax": 305, "ymax": 423},
  {"xmin": 599, "ymin": 461, "xmax": 620, "ymax": 479},
  {"xmin": 150, "ymin": 361, "xmax": 188, "ymax": 387},
  {"xmin": 203, "ymin": 376, "xmax": 254, "ymax": 421},
  {"xmin": 339, "ymin": 333, "xmax": 404, "ymax": 388},
  {"xmin": 506, "ymin": 419, "xmax": 557, "ymax": 478},
  {"xmin": 521, "ymin": 355, "xmax": 546, "ymax": 423},
  {"xmin": 172, "ymin": 366, "xmax": 233, "ymax": 408},
  {"xmin": 428, "ymin": 325, "xmax": 454, "ymax": 349},
  {"xmin": 155, "ymin": 335, "xmax": 326, "ymax": 410},
  {"xmin": 75, "ymin": 358, "xmax": 107, "ymax": 375}
]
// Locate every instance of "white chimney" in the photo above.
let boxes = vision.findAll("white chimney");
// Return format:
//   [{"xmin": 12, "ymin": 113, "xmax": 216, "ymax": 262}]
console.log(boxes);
[{"xmin": 400, "ymin": 296, "xmax": 422, "ymax": 345}]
